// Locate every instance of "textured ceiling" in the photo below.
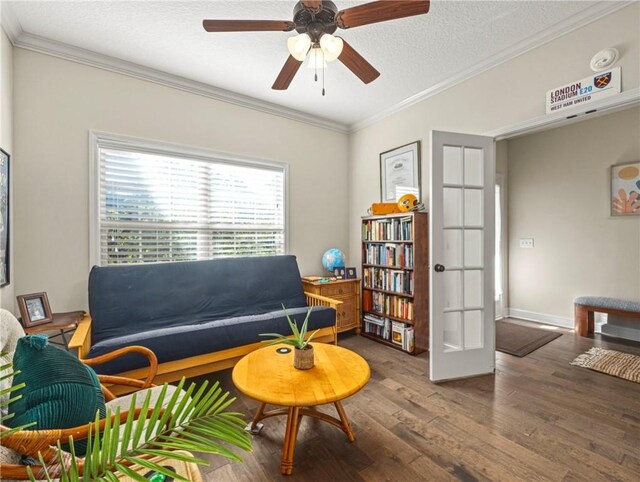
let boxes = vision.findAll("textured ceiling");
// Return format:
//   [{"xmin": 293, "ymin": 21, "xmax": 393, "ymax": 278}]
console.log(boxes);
[{"xmin": 6, "ymin": 1, "xmax": 605, "ymax": 126}]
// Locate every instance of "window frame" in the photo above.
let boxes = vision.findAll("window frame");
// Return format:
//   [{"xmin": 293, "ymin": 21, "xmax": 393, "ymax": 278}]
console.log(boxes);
[{"xmin": 89, "ymin": 130, "xmax": 289, "ymax": 268}]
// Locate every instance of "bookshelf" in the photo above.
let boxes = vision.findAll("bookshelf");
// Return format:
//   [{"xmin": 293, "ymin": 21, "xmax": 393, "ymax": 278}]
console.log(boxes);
[{"xmin": 361, "ymin": 212, "xmax": 428, "ymax": 355}]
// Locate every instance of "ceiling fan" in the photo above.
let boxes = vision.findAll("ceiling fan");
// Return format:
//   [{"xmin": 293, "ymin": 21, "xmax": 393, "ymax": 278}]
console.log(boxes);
[{"xmin": 202, "ymin": 1, "xmax": 431, "ymax": 91}]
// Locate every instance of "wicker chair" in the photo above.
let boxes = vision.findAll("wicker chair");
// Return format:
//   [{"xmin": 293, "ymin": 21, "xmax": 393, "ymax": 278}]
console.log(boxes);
[{"xmin": 0, "ymin": 309, "xmax": 176, "ymax": 480}]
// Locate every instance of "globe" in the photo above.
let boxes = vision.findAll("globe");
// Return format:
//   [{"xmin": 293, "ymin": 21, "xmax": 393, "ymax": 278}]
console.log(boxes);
[{"xmin": 322, "ymin": 248, "xmax": 345, "ymax": 273}]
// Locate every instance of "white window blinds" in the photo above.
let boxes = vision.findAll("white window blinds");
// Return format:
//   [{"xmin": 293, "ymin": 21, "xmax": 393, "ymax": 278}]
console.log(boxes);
[{"xmin": 96, "ymin": 146, "xmax": 285, "ymax": 266}]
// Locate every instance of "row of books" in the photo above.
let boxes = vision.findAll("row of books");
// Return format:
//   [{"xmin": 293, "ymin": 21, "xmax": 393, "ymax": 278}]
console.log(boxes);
[
  {"xmin": 363, "ymin": 242, "xmax": 414, "ymax": 268},
  {"xmin": 363, "ymin": 313, "xmax": 391, "ymax": 339},
  {"xmin": 363, "ymin": 267, "xmax": 413, "ymax": 295},
  {"xmin": 363, "ymin": 216, "xmax": 413, "ymax": 241},
  {"xmin": 366, "ymin": 291, "xmax": 414, "ymax": 321},
  {"xmin": 363, "ymin": 313, "xmax": 414, "ymax": 353}
]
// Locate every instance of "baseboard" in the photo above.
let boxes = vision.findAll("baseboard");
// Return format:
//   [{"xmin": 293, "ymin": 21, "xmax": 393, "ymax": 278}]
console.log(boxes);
[{"xmin": 506, "ymin": 308, "xmax": 574, "ymax": 329}]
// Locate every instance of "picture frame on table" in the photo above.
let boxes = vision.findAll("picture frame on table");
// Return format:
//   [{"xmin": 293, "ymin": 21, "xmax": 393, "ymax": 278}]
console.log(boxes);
[
  {"xmin": 380, "ymin": 141, "xmax": 421, "ymax": 202},
  {"xmin": 0, "ymin": 148, "xmax": 9, "ymax": 287},
  {"xmin": 345, "ymin": 267, "xmax": 357, "ymax": 279},
  {"xmin": 17, "ymin": 292, "xmax": 53, "ymax": 328},
  {"xmin": 333, "ymin": 267, "xmax": 346, "ymax": 279},
  {"xmin": 611, "ymin": 160, "xmax": 640, "ymax": 216}
]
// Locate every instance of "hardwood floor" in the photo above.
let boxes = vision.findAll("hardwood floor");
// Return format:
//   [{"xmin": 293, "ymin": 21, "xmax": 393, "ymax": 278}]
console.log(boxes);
[{"xmin": 193, "ymin": 319, "xmax": 640, "ymax": 481}]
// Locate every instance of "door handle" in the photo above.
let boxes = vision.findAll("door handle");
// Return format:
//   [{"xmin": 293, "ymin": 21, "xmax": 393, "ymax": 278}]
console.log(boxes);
[{"xmin": 434, "ymin": 264, "xmax": 446, "ymax": 272}]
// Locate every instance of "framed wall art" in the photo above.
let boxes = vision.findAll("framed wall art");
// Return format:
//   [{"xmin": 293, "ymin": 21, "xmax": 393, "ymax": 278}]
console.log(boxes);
[
  {"xmin": 0, "ymin": 148, "xmax": 8, "ymax": 286},
  {"xmin": 380, "ymin": 141, "xmax": 421, "ymax": 202},
  {"xmin": 611, "ymin": 161, "xmax": 640, "ymax": 216},
  {"xmin": 17, "ymin": 292, "xmax": 53, "ymax": 328}
]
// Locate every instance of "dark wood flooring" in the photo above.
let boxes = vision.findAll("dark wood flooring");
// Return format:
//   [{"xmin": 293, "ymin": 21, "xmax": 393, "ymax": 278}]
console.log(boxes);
[{"xmin": 193, "ymin": 319, "xmax": 640, "ymax": 481}]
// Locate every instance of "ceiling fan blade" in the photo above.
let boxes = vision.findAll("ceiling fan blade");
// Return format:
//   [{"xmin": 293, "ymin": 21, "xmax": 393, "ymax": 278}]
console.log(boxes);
[
  {"xmin": 272, "ymin": 56, "xmax": 303, "ymax": 90},
  {"xmin": 202, "ymin": 20, "xmax": 296, "ymax": 32},
  {"xmin": 338, "ymin": 40, "xmax": 380, "ymax": 84},
  {"xmin": 300, "ymin": 1, "xmax": 323, "ymax": 13},
  {"xmin": 336, "ymin": 1, "xmax": 430, "ymax": 29}
]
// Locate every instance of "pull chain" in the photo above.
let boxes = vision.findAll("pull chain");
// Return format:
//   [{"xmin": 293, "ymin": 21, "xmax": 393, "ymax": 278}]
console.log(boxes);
[
  {"xmin": 322, "ymin": 50, "xmax": 326, "ymax": 96},
  {"xmin": 314, "ymin": 50, "xmax": 318, "ymax": 82}
]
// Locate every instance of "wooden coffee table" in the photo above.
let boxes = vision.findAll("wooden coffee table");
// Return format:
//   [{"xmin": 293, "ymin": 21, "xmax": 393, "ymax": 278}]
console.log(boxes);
[{"xmin": 232, "ymin": 342, "xmax": 370, "ymax": 475}]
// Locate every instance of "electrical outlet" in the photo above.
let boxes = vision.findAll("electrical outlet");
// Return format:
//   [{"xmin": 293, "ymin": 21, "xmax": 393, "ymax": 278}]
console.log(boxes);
[{"xmin": 520, "ymin": 238, "xmax": 534, "ymax": 248}]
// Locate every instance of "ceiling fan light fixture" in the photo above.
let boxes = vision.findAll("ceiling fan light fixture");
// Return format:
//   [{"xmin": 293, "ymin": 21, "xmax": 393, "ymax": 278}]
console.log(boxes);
[
  {"xmin": 287, "ymin": 33, "xmax": 312, "ymax": 61},
  {"xmin": 319, "ymin": 34, "xmax": 344, "ymax": 62}
]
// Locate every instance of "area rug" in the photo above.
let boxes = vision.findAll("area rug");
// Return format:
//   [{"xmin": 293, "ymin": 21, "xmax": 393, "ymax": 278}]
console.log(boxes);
[
  {"xmin": 496, "ymin": 320, "xmax": 562, "ymax": 357},
  {"xmin": 571, "ymin": 347, "xmax": 640, "ymax": 383}
]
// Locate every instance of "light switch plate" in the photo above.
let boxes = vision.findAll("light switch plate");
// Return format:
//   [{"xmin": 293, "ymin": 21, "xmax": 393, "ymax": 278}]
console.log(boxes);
[{"xmin": 520, "ymin": 238, "xmax": 534, "ymax": 248}]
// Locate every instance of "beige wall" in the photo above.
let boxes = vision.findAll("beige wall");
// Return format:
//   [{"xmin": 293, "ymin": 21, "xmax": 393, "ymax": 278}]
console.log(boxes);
[
  {"xmin": 348, "ymin": 4, "xmax": 640, "ymax": 266},
  {"xmin": 496, "ymin": 140, "xmax": 509, "ymax": 313},
  {"xmin": 13, "ymin": 49, "xmax": 349, "ymax": 313},
  {"xmin": 0, "ymin": 28, "xmax": 13, "ymax": 309},
  {"xmin": 508, "ymin": 107, "xmax": 640, "ymax": 320}
]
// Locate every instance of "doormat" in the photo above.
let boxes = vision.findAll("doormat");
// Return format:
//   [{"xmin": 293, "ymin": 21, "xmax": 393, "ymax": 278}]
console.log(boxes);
[
  {"xmin": 571, "ymin": 347, "xmax": 640, "ymax": 383},
  {"xmin": 496, "ymin": 320, "xmax": 562, "ymax": 357}
]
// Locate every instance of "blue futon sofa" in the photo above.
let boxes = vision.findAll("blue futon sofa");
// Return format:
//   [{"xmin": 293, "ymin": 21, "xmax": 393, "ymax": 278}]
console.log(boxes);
[{"xmin": 69, "ymin": 256, "xmax": 341, "ymax": 386}]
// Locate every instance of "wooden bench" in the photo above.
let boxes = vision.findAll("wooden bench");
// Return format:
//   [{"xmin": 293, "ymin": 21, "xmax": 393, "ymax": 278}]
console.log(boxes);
[{"xmin": 574, "ymin": 296, "xmax": 640, "ymax": 337}]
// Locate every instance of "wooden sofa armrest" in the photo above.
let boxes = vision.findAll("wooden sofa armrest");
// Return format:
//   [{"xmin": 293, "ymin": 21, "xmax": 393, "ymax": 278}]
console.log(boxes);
[
  {"xmin": 305, "ymin": 292, "xmax": 343, "ymax": 311},
  {"xmin": 305, "ymin": 292, "xmax": 343, "ymax": 345},
  {"xmin": 68, "ymin": 314, "xmax": 92, "ymax": 358}
]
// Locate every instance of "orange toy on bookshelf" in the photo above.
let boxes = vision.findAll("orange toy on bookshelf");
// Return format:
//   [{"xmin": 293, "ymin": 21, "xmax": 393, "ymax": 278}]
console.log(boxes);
[{"xmin": 361, "ymin": 212, "xmax": 428, "ymax": 355}]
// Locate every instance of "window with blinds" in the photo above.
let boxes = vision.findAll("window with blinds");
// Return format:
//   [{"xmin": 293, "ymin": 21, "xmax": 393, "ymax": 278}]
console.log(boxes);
[{"xmin": 96, "ymin": 144, "xmax": 286, "ymax": 266}]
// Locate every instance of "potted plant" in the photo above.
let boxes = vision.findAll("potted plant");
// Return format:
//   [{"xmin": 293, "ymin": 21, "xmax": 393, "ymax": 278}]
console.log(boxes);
[{"xmin": 260, "ymin": 306, "xmax": 319, "ymax": 370}]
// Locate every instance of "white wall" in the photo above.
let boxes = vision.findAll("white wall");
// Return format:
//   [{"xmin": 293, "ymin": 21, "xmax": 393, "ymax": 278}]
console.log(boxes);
[
  {"xmin": 508, "ymin": 107, "xmax": 640, "ymax": 320},
  {"xmin": 0, "ymin": 27, "xmax": 13, "ymax": 310},
  {"xmin": 13, "ymin": 49, "xmax": 349, "ymax": 312},
  {"xmin": 348, "ymin": 4, "xmax": 640, "ymax": 265}
]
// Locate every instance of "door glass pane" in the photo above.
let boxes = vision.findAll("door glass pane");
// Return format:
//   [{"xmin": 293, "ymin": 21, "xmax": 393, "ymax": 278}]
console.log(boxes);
[
  {"xmin": 444, "ymin": 311, "xmax": 462, "ymax": 351},
  {"xmin": 443, "ymin": 146, "xmax": 462, "ymax": 185},
  {"xmin": 464, "ymin": 189, "xmax": 483, "ymax": 227},
  {"xmin": 464, "ymin": 270, "xmax": 483, "ymax": 308},
  {"xmin": 464, "ymin": 229, "xmax": 483, "ymax": 268},
  {"xmin": 443, "ymin": 188, "xmax": 462, "ymax": 227},
  {"xmin": 464, "ymin": 148, "xmax": 483, "ymax": 187},
  {"xmin": 443, "ymin": 270, "xmax": 463, "ymax": 310},
  {"xmin": 443, "ymin": 229, "xmax": 462, "ymax": 269},
  {"xmin": 464, "ymin": 310, "xmax": 483, "ymax": 349}
]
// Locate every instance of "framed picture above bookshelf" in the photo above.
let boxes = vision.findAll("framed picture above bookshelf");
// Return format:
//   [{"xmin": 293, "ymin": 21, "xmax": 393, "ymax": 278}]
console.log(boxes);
[{"xmin": 361, "ymin": 212, "xmax": 429, "ymax": 355}]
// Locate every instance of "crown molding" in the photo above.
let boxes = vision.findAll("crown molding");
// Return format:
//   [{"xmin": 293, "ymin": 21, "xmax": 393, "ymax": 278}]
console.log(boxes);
[
  {"xmin": 2, "ymin": 1, "xmax": 634, "ymax": 135},
  {"xmin": 486, "ymin": 87, "xmax": 640, "ymax": 140},
  {"xmin": 349, "ymin": 1, "xmax": 635, "ymax": 133},
  {"xmin": 0, "ymin": 4, "xmax": 349, "ymax": 135}
]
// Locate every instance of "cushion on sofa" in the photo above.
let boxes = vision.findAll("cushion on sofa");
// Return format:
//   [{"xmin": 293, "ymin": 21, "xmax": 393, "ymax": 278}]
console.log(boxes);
[
  {"xmin": 89, "ymin": 255, "xmax": 308, "ymax": 344},
  {"xmin": 87, "ymin": 306, "xmax": 335, "ymax": 375},
  {"xmin": 8, "ymin": 335, "xmax": 106, "ymax": 456}
]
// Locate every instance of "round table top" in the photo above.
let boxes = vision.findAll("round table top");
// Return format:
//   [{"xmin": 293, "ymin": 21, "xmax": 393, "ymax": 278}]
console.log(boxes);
[{"xmin": 232, "ymin": 343, "xmax": 370, "ymax": 407}]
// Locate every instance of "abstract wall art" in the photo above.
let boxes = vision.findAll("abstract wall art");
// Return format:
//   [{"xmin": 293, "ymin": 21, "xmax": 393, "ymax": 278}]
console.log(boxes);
[{"xmin": 611, "ymin": 161, "xmax": 640, "ymax": 216}]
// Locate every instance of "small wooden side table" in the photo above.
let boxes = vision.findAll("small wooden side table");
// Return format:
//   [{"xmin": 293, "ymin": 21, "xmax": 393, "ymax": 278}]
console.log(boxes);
[
  {"xmin": 232, "ymin": 343, "xmax": 370, "ymax": 475},
  {"xmin": 302, "ymin": 278, "xmax": 361, "ymax": 334},
  {"xmin": 22, "ymin": 311, "xmax": 84, "ymax": 351}
]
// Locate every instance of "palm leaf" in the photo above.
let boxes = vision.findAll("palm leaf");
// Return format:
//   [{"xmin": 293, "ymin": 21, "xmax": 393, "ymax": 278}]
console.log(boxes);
[{"xmin": 28, "ymin": 378, "xmax": 252, "ymax": 480}]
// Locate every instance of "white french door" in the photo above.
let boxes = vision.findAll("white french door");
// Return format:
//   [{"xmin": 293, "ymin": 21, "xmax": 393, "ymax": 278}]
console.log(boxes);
[{"xmin": 429, "ymin": 131, "xmax": 495, "ymax": 382}]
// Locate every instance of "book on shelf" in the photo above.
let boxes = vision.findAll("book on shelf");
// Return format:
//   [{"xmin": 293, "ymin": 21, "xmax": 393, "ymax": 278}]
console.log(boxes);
[
  {"xmin": 363, "ymin": 267, "xmax": 413, "ymax": 294},
  {"xmin": 363, "ymin": 243, "xmax": 414, "ymax": 268},
  {"xmin": 390, "ymin": 321, "xmax": 415, "ymax": 353},
  {"xmin": 362, "ymin": 216, "xmax": 413, "ymax": 241},
  {"xmin": 363, "ymin": 314, "xmax": 391, "ymax": 340}
]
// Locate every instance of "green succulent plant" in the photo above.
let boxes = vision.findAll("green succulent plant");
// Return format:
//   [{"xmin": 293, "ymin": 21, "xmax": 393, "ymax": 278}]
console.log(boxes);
[
  {"xmin": 259, "ymin": 305, "xmax": 319, "ymax": 350},
  {"xmin": 0, "ymin": 354, "xmax": 252, "ymax": 481}
]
